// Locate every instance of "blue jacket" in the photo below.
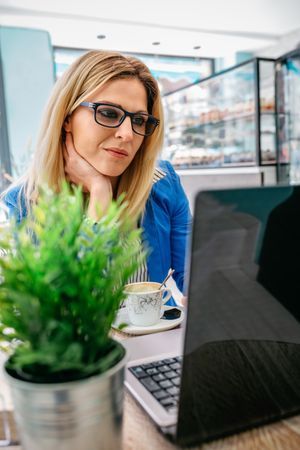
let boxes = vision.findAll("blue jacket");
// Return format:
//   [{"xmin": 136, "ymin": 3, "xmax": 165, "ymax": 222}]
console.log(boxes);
[
  {"xmin": 3, "ymin": 160, "xmax": 191, "ymax": 303},
  {"xmin": 141, "ymin": 161, "xmax": 191, "ymax": 295}
]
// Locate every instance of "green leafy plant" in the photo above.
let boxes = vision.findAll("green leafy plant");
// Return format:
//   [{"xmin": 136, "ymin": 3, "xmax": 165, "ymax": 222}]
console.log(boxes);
[{"xmin": 0, "ymin": 184, "xmax": 144, "ymax": 382}]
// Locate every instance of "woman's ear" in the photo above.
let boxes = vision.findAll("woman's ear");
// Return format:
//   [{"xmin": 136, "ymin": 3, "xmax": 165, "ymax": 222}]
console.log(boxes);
[{"xmin": 63, "ymin": 116, "xmax": 72, "ymax": 132}]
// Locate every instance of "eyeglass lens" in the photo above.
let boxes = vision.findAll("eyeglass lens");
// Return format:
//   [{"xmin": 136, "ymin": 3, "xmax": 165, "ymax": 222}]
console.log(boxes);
[{"xmin": 95, "ymin": 104, "xmax": 156, "ymax": 136}]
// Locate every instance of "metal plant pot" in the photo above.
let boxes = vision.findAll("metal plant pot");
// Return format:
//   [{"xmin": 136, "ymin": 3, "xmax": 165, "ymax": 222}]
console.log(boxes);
[{"xmin": 5, "ymin": 347, "xmax": 126, "ymax": 450}]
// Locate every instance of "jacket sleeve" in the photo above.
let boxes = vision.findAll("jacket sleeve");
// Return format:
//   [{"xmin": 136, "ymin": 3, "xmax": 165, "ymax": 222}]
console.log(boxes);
[
  {"xmin": 164, "ymin": 161, "xmax": 192, "ymax": 293},
  {"xmin": 3, "ymin": 186, "xmax": 27, "ymax": 224}
]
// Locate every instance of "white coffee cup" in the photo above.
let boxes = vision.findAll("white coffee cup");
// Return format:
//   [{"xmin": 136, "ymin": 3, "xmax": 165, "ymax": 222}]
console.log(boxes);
[{"xmin": 124, "ymin": 281, "xmax": 172, "ymax": 327}]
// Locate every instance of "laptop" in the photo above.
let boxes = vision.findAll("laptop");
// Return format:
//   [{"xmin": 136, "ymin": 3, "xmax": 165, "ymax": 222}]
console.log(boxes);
[{"xmin": 125, "ymin": 185, "xmax": 300, "ymax": 447}]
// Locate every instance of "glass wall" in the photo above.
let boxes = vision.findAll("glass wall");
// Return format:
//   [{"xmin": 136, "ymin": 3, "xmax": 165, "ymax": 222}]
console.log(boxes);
[
  {"xmin": 162, "ymin": 58, "xmax": 275, "ymax": 170},
  {"xmin": 276, "ymin": 50, "xmax": 300, "ymax": 184},
  {"xmin": 54, "ymin": 47, "xmax": 214, "ymax": 96},
  {"xmin": 0, "ymin": 26, "xmax": 55, "ymax": 189},
  {"xmin": 259, "ymin": 59, "xmax": 276, "ymax": 165}
]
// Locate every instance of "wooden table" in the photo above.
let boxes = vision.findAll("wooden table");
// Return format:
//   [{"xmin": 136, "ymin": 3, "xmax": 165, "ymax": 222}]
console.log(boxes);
[
  {"xmin": 2, "ymin": 392, "xmax": 300, "ymax": 450},
  {"xmin": 123, "ymin": 392, "xmax": 300, "ymax": 450},
  {"xmin": 2, "ymin": 332, "xmax": 300, "ymax": 450}
]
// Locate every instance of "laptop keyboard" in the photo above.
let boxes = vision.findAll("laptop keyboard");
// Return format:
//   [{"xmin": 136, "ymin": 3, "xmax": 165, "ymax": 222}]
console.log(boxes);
[{"xmin": 129, "ymin": 356, "xmax": 182, "ymax": 413}]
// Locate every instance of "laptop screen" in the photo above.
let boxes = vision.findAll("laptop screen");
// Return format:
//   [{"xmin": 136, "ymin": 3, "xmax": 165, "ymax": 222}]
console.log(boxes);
[{"xmin": 177, "ymin": 185, "xmax": 300, "ymax": 446}]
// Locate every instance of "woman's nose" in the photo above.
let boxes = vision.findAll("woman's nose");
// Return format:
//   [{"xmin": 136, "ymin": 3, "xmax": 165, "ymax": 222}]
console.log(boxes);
[{"xmin": 115, "ymin": 117, "xmax": 134, "ymax": 141}]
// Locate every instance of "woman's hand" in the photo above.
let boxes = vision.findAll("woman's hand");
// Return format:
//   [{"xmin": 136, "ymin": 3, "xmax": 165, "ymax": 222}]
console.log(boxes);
[
  {"xmin": 64, "ymin": 132, "xmax": 113, "ymax": 220},
  {"xmin": 181, "ymin": 296, "xmax": 188, "ymax": 306},
  {"xmin": 64, "ymin": 132, "xmax": 108, "ymax": 193}
]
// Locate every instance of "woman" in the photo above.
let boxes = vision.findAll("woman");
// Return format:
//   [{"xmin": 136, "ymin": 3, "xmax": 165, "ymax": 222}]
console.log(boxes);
[{"xmin": 2, "ymin": 50, "xmax": 191, "ymax": 302}]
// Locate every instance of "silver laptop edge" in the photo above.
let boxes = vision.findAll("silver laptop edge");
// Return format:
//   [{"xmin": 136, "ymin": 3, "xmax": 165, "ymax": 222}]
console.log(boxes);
[{"xmin": 124, "ymin": 327, "xmax": 184, "ymax": 428}]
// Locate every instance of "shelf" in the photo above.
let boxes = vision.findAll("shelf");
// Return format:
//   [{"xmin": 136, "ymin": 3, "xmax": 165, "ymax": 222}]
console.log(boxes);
[
  {"xmin": 169, "ymin": 112, "xmax": 276, "ymax": 133},
  {"xmin": 180, "ymin": 115, "xmax": 257, "ymax": 133}
]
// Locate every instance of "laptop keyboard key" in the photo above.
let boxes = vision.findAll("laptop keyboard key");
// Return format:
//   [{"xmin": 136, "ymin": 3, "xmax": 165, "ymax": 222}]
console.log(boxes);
[
  {"xmin": 153, "ymin": 390, "xmax": 168, "ymax": 400},
  {"xmin": 159, "ymin": 397, "xmax": 176, "ymax": 407},
  {"xmin": 158, "ymin": 365, "xmax": 170, "ymax": 373},
  {"xmin": 165, "ymin": 370, "xmax": 177, "ymax": 379},
  {"xmin": 167, "ymin": 386, "xmax": 180, "ymax": 396},
  {"xmin": 146, "ymin": 368, "xmax": 159, "ymax": 376},
  {"xmin": 160, "ymin": 399, "xmax": 178, "ymax": 414},
  {"xmin": 152, "ymin": 373, "xmax": 166, "ymax": 382},
  {"xmin": 140, "ymin": 377, "xmax": 160, "ymax": 392},
  {"xmin": 141, "ymin": 363, "xmax": 153, "ymax": 370},
  {"xmin": 169, "ymin": 362, "xmax": 181, "ymax": 370},
  {"xmin": 159, "ymin": 379, "xmax": 173, "ymax": 389},
  {"xmin": 129, "ymin": 366, "xmax": 147, "ymax": 378},
  {"xmin": 172, "ymin": 377, "xmax": 181, "ymax": 386},
  {"xmin": 151, "ymin": 361, "xmax": 164, "ymax": 367},
  {"xmin": 152, "ymin": 361, "xmax": 164, "ymax": 367},
  {"xmin": 162, "ymin": 358, "xmax": 176, "ymax": 364}
]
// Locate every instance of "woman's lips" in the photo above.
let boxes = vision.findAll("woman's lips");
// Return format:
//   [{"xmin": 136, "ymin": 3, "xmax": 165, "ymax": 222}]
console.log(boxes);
[{"xmin": 104, "ymin": 147, "xmax": 129, "ymax": 158}]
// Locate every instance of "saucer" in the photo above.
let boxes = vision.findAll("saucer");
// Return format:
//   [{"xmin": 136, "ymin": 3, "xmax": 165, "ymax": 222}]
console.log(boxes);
[{"xmin": 112, "ymin": 306, "xmax": 184, "ymax": 335}]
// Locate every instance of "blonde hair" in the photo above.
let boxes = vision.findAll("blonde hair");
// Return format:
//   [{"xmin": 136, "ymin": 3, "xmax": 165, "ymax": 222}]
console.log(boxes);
[{"xmin": 6, "ymin": 50, "xmax": 164, "ymax": 221}]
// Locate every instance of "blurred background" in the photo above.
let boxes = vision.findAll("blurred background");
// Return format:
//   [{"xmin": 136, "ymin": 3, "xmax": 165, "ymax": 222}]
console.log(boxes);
[{"xmin": 1, "ymin": 0, "xmax": 300, "ymax": 205}]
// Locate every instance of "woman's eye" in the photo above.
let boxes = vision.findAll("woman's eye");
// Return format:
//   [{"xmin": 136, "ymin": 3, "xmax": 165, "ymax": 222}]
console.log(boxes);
[
  {"xmin": 98, "ymin": 108, "xmax": 119, "ymax": 119},
  {"xmin": 133, "ymin": 116, "xmax": 146, "ymax": 126}
]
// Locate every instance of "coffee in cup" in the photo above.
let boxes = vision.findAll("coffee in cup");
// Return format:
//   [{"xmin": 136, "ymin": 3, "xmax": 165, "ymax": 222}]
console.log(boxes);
[{"xmin": 124, "ymin": 281, "xmax": 172, "ymax": 327}]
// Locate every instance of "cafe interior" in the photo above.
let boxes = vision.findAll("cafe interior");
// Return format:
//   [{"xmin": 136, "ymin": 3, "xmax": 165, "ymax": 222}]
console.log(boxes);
[{"xmin": 1, "ymin": 1, "xmax": 300, "ymax": 448}]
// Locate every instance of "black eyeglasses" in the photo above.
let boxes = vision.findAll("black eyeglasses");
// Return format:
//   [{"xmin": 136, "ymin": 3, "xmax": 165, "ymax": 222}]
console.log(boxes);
[{"xmin": 80, "ymin": 102, "xmax": 160, "ymax": 137}]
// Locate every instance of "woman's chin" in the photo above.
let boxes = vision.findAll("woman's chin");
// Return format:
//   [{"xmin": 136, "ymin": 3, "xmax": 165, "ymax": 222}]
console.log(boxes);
[
  {"xmin": 86, "ymin": 159, "xmax": 124, "ymax": 178},
  {"xmin": 99, "ymin": 167, "xmax": 125, "ymax": 177}
]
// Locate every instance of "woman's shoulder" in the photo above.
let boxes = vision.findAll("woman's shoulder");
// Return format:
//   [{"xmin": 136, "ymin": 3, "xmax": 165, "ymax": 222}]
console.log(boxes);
[
  {"xmin": 151, "ymin": 160, "xmax": 188, "ymax": 207},
  {"xmin": 3, "ymin": 184, "xmax": 24, "ymax": 207},
  {"xmin": 154, "ymin": 160, "xmax": 180, "ymax": 186},
  {"xmin": 157, "ymin": 160, "xmax": 177, "ymax": 176}
]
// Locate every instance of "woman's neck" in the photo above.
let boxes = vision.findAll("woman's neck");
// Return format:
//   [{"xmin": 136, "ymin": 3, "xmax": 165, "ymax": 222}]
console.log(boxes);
[{"xmin": 110, "ymin": 176, "xmax": 120, "ymax": 199}]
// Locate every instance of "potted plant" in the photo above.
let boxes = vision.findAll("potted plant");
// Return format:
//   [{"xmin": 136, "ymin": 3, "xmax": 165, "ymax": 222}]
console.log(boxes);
[{"xmin": 0, "ymin": 185, "xmax": 143, "ymax": 450}]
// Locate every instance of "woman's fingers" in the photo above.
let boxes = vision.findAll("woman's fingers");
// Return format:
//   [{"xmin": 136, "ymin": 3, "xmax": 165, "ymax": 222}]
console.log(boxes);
[
  {"xmin": 63, "ymin": 132, "xmax": 105, "ymax": 193},
  {"xmin": 181, "ymin": 296, "xmax": 188, "ymax": 306}
]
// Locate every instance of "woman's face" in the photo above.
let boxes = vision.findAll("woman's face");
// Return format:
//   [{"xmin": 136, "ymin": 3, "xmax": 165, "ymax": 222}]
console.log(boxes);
[{"xmin": 65, "ymin": 78, "xmax": 148, "ymax": 177}]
